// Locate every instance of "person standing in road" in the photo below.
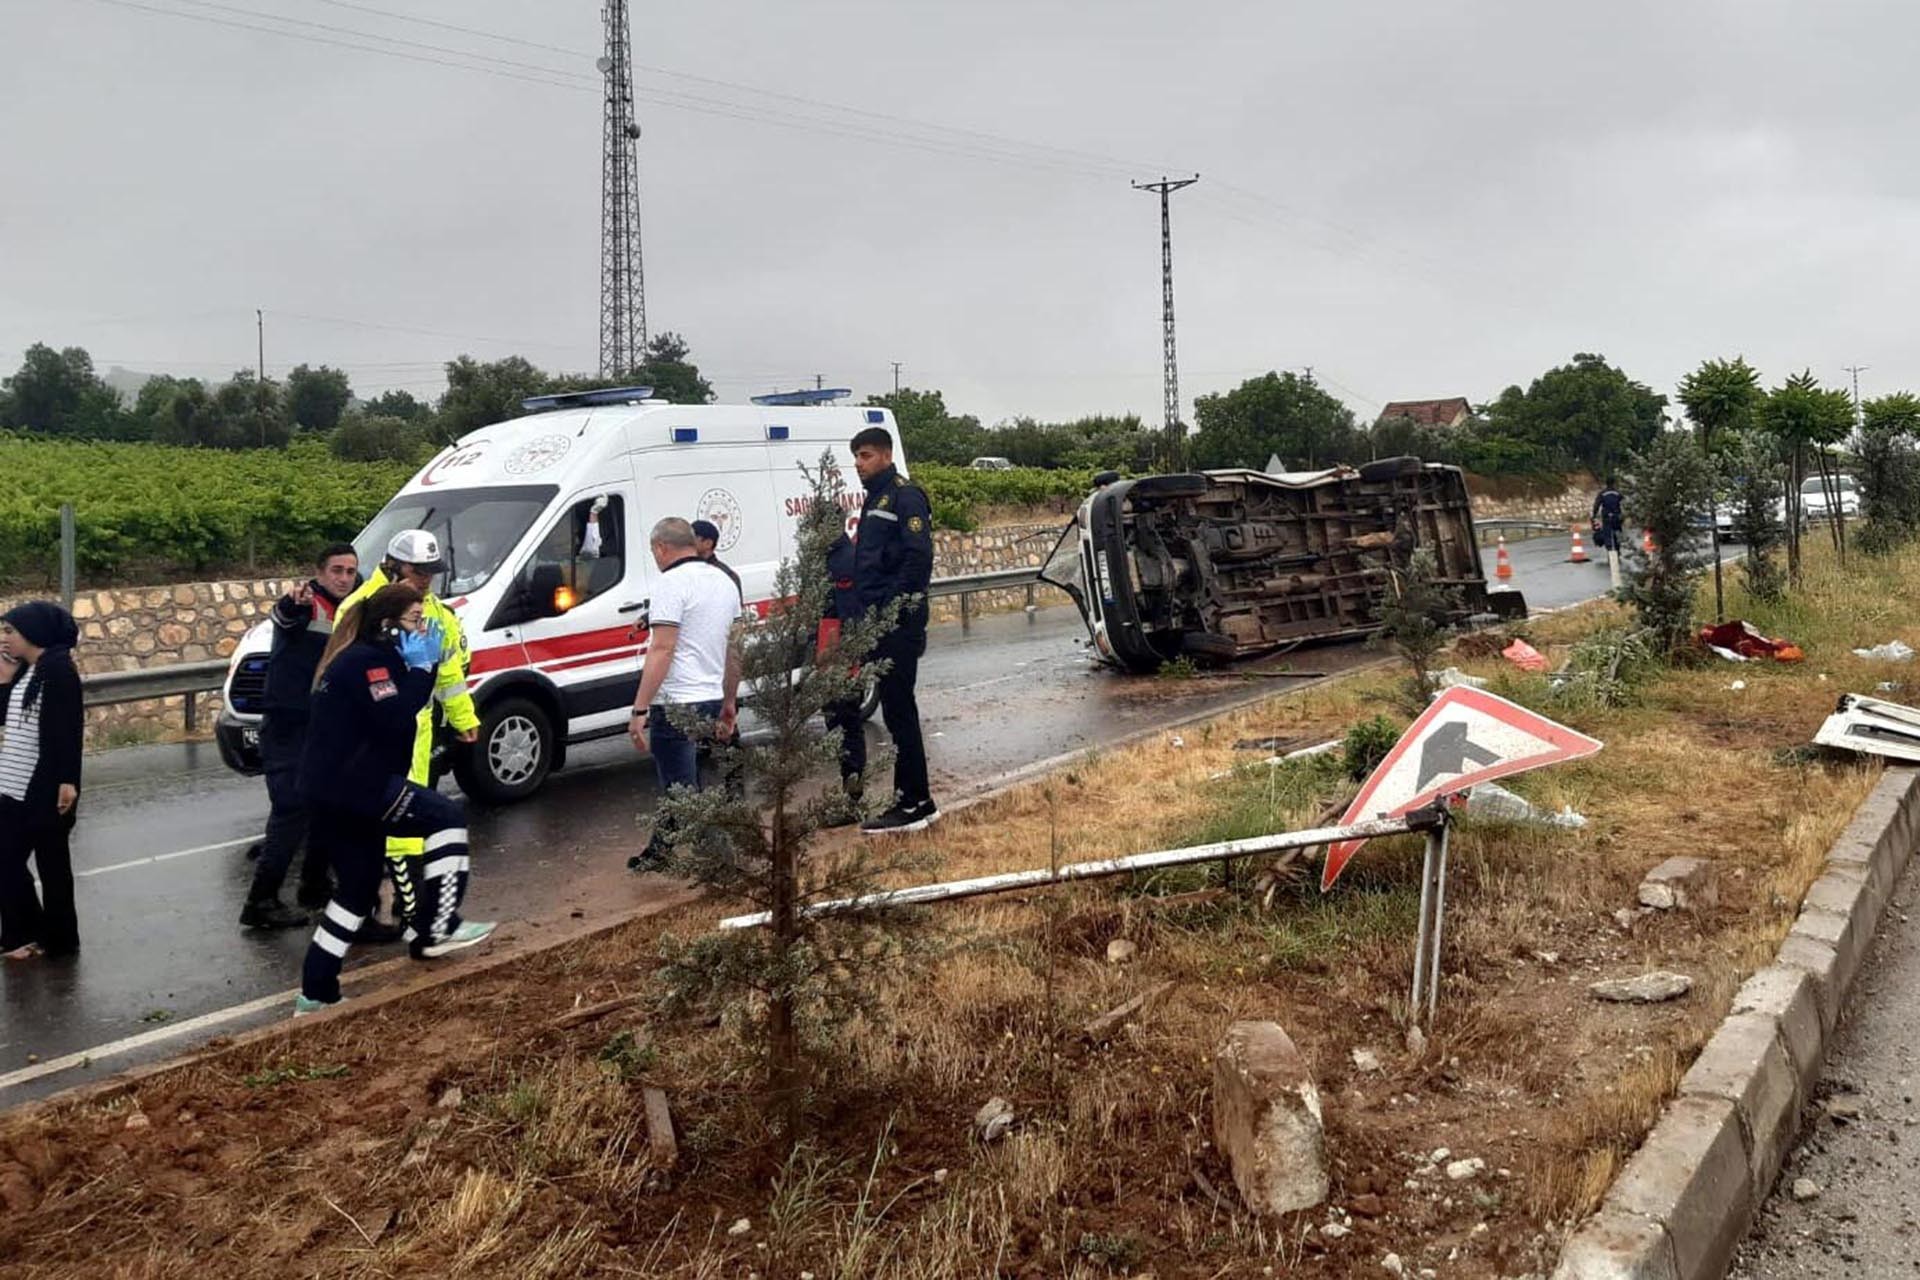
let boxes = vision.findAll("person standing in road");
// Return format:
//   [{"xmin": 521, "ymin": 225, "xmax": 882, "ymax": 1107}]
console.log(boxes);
[
  {"xmin": 848, "ymin": 426, "xmax": 939, "ymax": 834},
  {"xmin": 690, "ymin": 518, "xmax": 744, "ymax": 599},
  {"xmin": 627, "ymin": 517, "xmax": 743, "ymax": 871},
  {"xmin": 295, "ymin": 585, "xmax": 494, "ymax": 1014},
  {"xmin": 1592, "ymin": 477, "xmax": 1625, "ymax": 559},
  {"xmin": 0, "ymin": 602, "xmax": 84, "ymax": 960},
  {"xmin": 338, "ymin": 530, "xmax": 480, "ymax": 938},
  {"xmin": 240, "ymin": 542, "xmax": 360, "ymax": 931}
]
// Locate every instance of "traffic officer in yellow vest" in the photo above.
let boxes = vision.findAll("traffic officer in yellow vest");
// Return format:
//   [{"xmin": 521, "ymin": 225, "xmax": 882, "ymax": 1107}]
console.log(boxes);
[{"xmin": 337, "ymin": 529, "xmax": 481, "ymax": 954}]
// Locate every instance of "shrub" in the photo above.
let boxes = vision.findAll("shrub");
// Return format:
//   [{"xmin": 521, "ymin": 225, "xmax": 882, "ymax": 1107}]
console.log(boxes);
[
  {"xmin": 1622, "ymin": 431, "xmax": 1716, "ymax": 655},
  {"xmin": 1342, "ymin": 715, "xmax": 1401, "ymax": 782}
]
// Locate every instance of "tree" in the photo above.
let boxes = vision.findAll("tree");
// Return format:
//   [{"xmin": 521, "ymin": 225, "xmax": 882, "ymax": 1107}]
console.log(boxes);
[
  {"xmin": 628, "ymin": 331, "xmax": 713, "ymax": 405},
  {"xmin": 1480, "ymin": 353, "xmax": 1666, "ymax": 476},
  {"xmin": 1855, "ymin": 392, "xmax": 1920, "ymax": 555},
  {"xmin": 1377, "ymin": 547, "xmax": 1459, "ymax": 711},
  {"xmin": 1189, "ymin": 371, "xmax": 1360, "ymax": 470},
  {"xmin": 1622, "ymin": 430, "xmax": 1716, "ymax": 655},
  {"xmin": 436, "ymin": 355, "xmax": 552, "ymax": 436},
  {"xmin": 284, "ymin": 364, "xmax": 353, "ymax": 432},
  {"xmin": 1676, "ymin": 357, "xmax": 1763, "ymax": 620},
  {"xmin": 1725, "ymin": 434, "xmax": 1786, "ymax": 600},
  {"xmin": 652, "ymin": 454, "xmax": 932, "ymax": 1142},
  {"xmin": 331, "ymin": 412, "xmax": 428, "ymax": 463},
  {"xmin": 362, "ymin": 388, "xmax": 431, "ymax": 422},
  {"xmin": 1759, "ymin": 371, "xmax": 1854, "ymax": 579},
  {"xmin": 862, "ymin": 387, "xmax": 986, "ymax": 465},
  {"xmin": 1, "ymin": 343, "xmax": 125, "ymax": 437}
]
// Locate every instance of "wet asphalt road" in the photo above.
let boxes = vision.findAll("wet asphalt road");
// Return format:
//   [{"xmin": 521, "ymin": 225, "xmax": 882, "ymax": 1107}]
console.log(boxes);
[
  {"xmin": 1731, "ymin": 860, "xmax": 1920, "ymax": 1278},
  {"xmin": 0, "ymin": 535, "xmax": 1603, "ymax": 1102}
]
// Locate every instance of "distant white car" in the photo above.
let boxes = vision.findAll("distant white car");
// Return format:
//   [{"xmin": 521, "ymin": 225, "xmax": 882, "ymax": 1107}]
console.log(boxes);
[
  {"xmin": 1800, "ymin": 474, "xmax": 1859, "ymax": 520},
  {"xmin": 969, "ymin": 456, "xmax": 1014, "ymax": 471}
]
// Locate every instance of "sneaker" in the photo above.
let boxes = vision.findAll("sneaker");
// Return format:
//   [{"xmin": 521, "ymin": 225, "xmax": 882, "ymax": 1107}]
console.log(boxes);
[
  {"xmin": 354, "ymin": 918, "xmax": 406, "ymax": 945},
  {"xmin": 861, "ymin": 799, "xmax": 940, "ymax": 835},
  {"xmin": 239, "ymin": 898, "xmax": 309, "ymax": 930},
  {"xmin": 292, "ymin": 994, "xmax": 342, "ymax": 1017},
  {"xmin": 420, "ymin": 921, "xmax": 497, "ymax": 958}
]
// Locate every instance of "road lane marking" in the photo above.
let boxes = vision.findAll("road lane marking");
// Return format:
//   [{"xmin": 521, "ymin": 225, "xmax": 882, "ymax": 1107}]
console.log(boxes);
[
  {"xmin": 75, "ymin": 834, "xmax": 263, "ymax": 879},
  {"xmin": 0, "ymin": 985, "xmax": 297, "ymax": 1093}
]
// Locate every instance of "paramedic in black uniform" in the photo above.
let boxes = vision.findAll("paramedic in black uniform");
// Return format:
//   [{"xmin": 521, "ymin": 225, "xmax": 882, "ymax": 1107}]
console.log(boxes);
[{"xmin": 848, "ymin": 426, "xmax": 939, "ymax": 833}]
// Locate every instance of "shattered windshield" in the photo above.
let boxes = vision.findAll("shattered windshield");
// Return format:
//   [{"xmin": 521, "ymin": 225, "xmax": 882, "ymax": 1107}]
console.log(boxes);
[
  {"xmin": 355, "ymin": 485, "xmax": 558, "ymax": 598},
  {"xmin": 1039, "ymin": 515, "xmax": 1089, "ymax": 617}
]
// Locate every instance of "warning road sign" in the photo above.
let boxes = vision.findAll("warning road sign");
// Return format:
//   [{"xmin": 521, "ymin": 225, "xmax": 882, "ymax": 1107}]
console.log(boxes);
[{"xmin": 1322, "ymin": 686, "xmax": 1602, "ymax": 890}]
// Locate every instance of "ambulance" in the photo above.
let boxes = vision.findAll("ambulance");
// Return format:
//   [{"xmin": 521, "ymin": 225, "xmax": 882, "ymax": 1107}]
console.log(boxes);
[{"xmin": 214, "ymin": 387, "xmax": 894, "ymax": 802}]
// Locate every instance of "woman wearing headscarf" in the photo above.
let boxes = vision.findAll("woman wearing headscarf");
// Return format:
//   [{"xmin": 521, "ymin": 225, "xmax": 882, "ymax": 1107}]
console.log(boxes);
[{"xmin": 0, "ymin": 601, "xmax": 84, "ymax": 959}]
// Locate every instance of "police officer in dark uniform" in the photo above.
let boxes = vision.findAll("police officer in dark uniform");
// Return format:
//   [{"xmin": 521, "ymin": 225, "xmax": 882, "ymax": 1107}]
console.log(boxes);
[
  {"xmin": 1591, "ymin": 477, "xmax": 1625, "ymax": 558},
  {"xmin": 848, "ymin": 425, "xmax": 939, "ymax": 833}
]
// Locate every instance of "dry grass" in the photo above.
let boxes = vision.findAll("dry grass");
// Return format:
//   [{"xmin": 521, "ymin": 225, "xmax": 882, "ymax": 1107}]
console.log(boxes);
[{"xmin": 2, "ymin": 539, "xmax": 1912, "ymax": 1278}]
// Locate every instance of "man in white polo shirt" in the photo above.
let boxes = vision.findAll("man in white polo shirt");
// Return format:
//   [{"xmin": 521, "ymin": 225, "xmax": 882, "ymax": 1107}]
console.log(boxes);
[{"xmin": 627, "ymin": 516, "xmax": 743, "ymax": 871}]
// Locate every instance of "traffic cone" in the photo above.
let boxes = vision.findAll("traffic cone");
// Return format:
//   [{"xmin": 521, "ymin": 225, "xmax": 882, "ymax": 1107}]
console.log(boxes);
[
  {"xmin": 1642, "ymin": 528, "xmax": 1656, "ymax": 555},
  {"xmin": 1495, "ymin": 534, "xmax": 1513, "ymax": 581},
  {"xmin": 1568, "ymin": 525, "xmax": 1589, "ymax": 564}
]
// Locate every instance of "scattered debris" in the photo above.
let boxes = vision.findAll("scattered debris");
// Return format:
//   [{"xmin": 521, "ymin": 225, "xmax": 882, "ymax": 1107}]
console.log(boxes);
[
  {"xmin": 933, "ymin": 1168, "xmax": 948, "ymax": 1185},
  {"xmin": 1445, "ymin": 1157, "xmax": 1486, "ymax": 1181},
  {"xmin": 435, "ymin": 1085, "xmax": 462, "ymax": 1110},
  {"xmin": 1322, "ymin": 1222, "xmax": 1351, "ymax": 1239},
  {"xmin": 974, "ymin": 1097, "xmax": 1015, "ymax": 1144},
  {"xmin": 1105, "ymin": 938, "xmax": 1138, "ymax": 965},
  {"xmin": 1168, "ymin": 735, "xmax": 1185, "ymax": 749},
  {"xmin": 1791, "ymin": 1177, "xmax": 1822, "ymax": 1202},
  {"xmin": 1460, "ymin": 781, "xmax": 1588, "ymax": 829},
  {"xmin": 1532, "ymin": 950, "xmax": 1561, "ymax": 964},
  {"xmin": 1350, "ymin": 1047, "xmax": 1382, "ymax": 1074},
  {"xmin": 1427, "ymin": 667, "xmax": 1488, "ymax": 691},
  {"xmin": 1853, "ymin": 640, "xmax": 1914, "ymax": 662},
  {"xmin": 1729, "ymin": 679, "xmax": 1747, "ymax": 691},
  {"xmin": 1502, "ymin": 639, "xmax": 1548, "ymax": 672},
  {"xmin": 1234, "ymin": 735, "xmax": 1305, "ymax": 752},
  {"xmin": 1589, "ymin": 971, "xmax": 1694, "ymax": 1004},
  {"xmin": 1082, "ymin": 982, "xmax": 1175, "ymax": 1044},
  {"xmin": 727, "ymin": 1217, "xmax": 752, "ymax": 1238},
  {"xmin": 548, "ymin": 992, "xmax": 646, "ymax": 1030},
  {"xmin": 1286, "ymin": 739, "xmax": 1342, "ymax": 760},
  {"xmin": 1815, "ymin": 693, "xmax": 1920, "ymax": 762},
  {"xmin": 1637, "ymin": 856, "xmax": 1719, "ymax": 911},
  {"xmin": 1212, "ymin": 1021, "xmax": 1329, "ymax": 1215},
  {"xmin": 643, "ymin": 1087, "xmax": 678, "ymax": 1168},
  {"xmin": 1701, "ymin": 619, "xmax": 1805, "ymax": 662}
]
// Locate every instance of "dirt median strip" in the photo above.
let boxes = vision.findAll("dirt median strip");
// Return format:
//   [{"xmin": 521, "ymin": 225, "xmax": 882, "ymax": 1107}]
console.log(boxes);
[
  {"xmin": 1553, "ymin": 765, "xmax": 1920, "ymax": 1280},
  {"xmin": 3, "ymin": 656, "xmax": 1392, "ymax": 1122}
]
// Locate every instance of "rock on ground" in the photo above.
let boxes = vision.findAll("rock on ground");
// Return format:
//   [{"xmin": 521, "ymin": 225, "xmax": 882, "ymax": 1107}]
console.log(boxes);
[
  {"xmin": 1638, "ymin": 855, "xmax": 1719, "ymax": 910},
  {"xmin": 1212, "ymin": 1020, "xmax": 1329, "ymax": 1215},
  {"xmin": 1589, "ymin": 970, "xmax": 1694, "ymax": 1003}
]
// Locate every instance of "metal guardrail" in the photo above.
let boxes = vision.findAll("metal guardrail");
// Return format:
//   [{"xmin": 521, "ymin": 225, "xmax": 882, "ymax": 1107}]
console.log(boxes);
[{"xmin": 80, "ymin": 570, "xmax": 1061, "ymax": 720}]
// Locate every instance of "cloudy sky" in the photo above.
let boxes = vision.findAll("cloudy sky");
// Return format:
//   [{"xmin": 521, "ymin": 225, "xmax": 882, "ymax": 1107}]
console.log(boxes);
[{"xmin": 3, "ymin": 0, "xmax": 1913, "ymax": 427}]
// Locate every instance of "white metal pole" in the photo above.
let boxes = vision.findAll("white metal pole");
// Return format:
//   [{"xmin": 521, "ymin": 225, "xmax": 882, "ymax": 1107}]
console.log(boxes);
[
  {"xmin": 1425, "ymin": 819, "xmax": 1453, "ymax": 1024},
  {"xmin": 718, "ymin": 811, "xmax": 1441, "ymax": 929},
  {"xmin": 1409, "ymin": 826, "xmax": 1439, "ymax": 1016}
]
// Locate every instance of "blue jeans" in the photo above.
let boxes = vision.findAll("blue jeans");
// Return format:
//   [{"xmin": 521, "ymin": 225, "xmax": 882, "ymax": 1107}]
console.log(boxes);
[{"xmin": 645, "ymin": 700, "xmax": 722, "ymax": 858}]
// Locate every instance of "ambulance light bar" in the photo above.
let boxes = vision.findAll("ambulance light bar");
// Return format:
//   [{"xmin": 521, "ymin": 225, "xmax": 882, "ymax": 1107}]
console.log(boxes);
[
  {"xmin": 520, "ymin": 385, "xmax": 655, "ymax": 413},
  {"xmin": 751, "ymin": 388, "xmax": 852, "ymax": 405}
]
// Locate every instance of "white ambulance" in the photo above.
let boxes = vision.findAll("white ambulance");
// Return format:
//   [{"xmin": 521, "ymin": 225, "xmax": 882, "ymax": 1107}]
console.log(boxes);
[{"xmin": 214, "ymin": 387, "xmax": 895, "ymax": 802}]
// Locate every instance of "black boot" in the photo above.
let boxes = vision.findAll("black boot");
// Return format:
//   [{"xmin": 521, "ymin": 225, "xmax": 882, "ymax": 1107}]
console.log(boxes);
[{"xmin": 240, "ymin": 897, "xmax": 309, "ymax": 930}]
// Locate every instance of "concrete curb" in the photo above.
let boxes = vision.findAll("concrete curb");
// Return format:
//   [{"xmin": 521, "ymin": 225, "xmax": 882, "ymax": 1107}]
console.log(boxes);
[{"xmin": 1553, "ymin": 765, "xmax": 1920, "ymax": 1280}]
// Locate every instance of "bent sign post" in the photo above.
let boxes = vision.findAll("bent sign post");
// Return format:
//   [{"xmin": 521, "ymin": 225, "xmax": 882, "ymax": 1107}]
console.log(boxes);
[{"xmin": 1324, "ymin": 686, "xmax": 1603, "ymax": 1026}]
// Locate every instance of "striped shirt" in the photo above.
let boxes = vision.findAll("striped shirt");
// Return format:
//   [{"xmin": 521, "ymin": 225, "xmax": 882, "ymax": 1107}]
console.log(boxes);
[{"xmin": 0, "ymin": 673, "xmax": 40, "ymax": 802}]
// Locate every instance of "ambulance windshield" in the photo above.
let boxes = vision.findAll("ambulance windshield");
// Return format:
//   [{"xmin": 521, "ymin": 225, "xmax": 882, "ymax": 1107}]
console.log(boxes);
[{"xmin": 356, "ymin": 485, "xmax": 558, "ymax": 598}]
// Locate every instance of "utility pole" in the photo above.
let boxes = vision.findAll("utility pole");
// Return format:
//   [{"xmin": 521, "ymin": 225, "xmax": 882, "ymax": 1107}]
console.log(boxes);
[
  {"xmin": 1133, "ymin": 176, "xmax": 1199, "ymax": 470},
  {"xmin": 815, "ymin": 373, "xmax": 824, "ymax": 390},
  {"xmin": 256, "ymin": 308, "xmax": 266, "ymax": 446},
  {"xmin": 1845, "ymin": 364, "xmax": 1869, "ymax": 432},
  {"xmin": 891, "ymin": 361, "xmax": 902, "ymax": 394},
  {"xmin": 598, "ymin": 0, "xmax": 647, "ymax": 378}
]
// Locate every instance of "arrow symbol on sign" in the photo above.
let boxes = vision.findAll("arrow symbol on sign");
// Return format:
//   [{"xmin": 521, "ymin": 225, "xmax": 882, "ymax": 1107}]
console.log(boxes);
[{"xmin": 1415, "ymin": 721, "xmax": 1500, "ymax": 790}]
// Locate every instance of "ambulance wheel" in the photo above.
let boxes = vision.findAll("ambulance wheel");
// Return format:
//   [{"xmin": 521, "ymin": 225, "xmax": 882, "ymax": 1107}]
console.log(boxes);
[
  {"xmin": 455, "ymin": 697, "xmax": 554, "ymax": 804},
  {"xmin": 860, "ymin": 671, "xmax": 882, "ymax": 721}
]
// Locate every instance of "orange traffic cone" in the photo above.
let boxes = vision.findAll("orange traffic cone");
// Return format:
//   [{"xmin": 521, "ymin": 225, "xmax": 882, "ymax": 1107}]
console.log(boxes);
[
  {"xmin": 1495, "ymin": 534, "xmax": 1513, "ymax": 581},
  {"xmin": 1642, "ymin": 528, "xmax": 1656, "ymax": 555},
  {"xmin": 1569, "ymin": 525, "xmax": 1589, "ymax": 564}
]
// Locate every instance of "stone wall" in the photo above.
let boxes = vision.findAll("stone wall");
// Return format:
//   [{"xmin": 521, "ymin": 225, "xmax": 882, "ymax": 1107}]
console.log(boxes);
[
  {"xmin": 1468, "ymin": 480, "xmax": 1598, "ymax": 538},
  {"xmin": 2, "ymin": 520, "xmax": 1073, "ymax": 750}
]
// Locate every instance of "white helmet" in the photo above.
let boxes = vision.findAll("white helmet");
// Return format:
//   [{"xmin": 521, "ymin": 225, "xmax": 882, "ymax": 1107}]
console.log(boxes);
[{"xmin": 386, "ymin": 529, "xmax": 447, "ymax": 571}]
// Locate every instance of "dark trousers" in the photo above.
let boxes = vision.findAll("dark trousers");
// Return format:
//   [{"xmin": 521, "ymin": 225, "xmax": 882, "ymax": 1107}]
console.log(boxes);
[
  {"xmin": 823, "ymin": 693, "xmax": 867, "ymax": 785},
  {"xmin": 251, "ymin": 716, "xmax": 329, "ymax": 903},
  {"xmin": 302, "ymin": 782, "xmax": 470, "ymax": 1002},
  {"xmin": 644, "ymin": 699, "xmax": 721, "ymax": 857},
  {"xmin": 876, "ymin": 642, "xmax": 930, "ymax": 807},
  {"xmin": 0, "ymin": 796, "xmax": 79, "ymax": 956}
]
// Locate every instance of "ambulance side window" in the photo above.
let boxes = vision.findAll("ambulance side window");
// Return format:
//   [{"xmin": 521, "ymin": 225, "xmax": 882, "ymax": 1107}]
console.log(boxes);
[{"xmin": 525, "ymin": 495, "xmax": 626, "ymax": 611}]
